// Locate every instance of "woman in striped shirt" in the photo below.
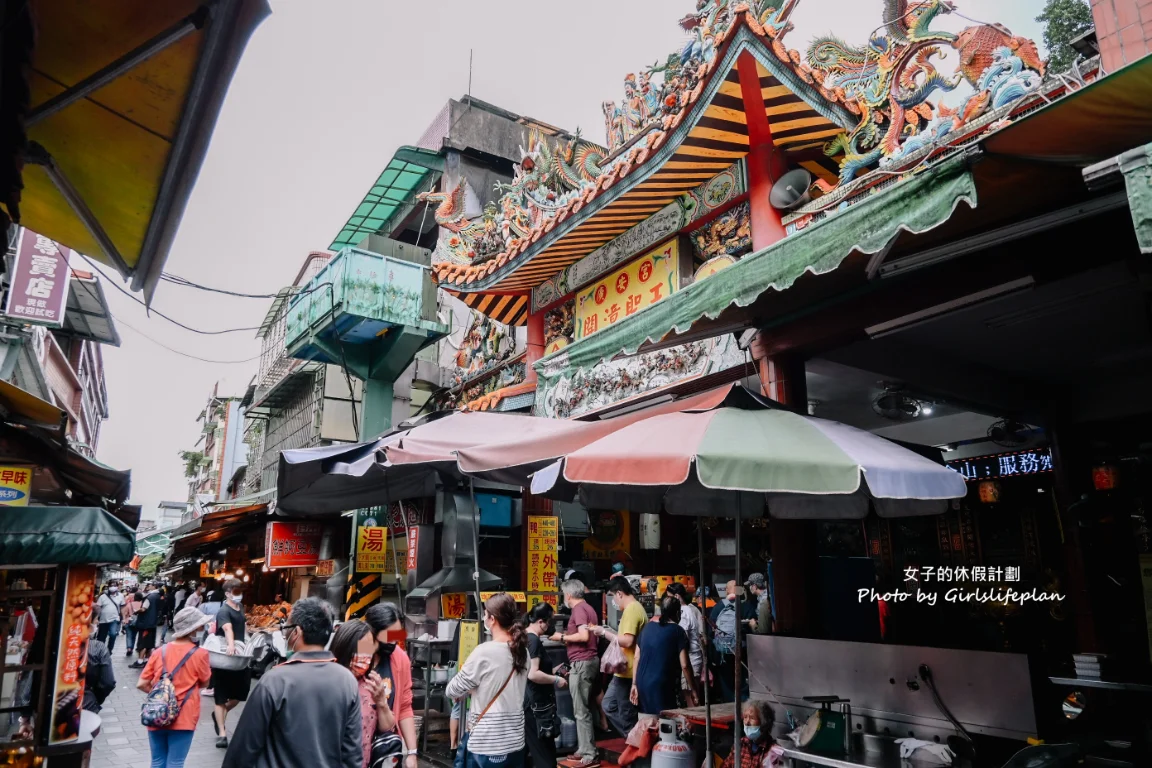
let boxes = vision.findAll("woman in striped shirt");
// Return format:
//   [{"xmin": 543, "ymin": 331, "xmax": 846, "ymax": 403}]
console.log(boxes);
[{"xmin": 446, "ymin": 593, "xmax": 529, "ymax": 768}]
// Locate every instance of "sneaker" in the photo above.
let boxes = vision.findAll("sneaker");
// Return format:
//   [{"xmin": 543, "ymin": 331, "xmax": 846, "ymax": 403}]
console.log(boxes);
[
  {"xmin": 216, "ymin": 737, "xmax": 228, "ymax": 749},
  {"xmin": 125, "ymin": 650, "xmax": 133, "ymax": 657}
]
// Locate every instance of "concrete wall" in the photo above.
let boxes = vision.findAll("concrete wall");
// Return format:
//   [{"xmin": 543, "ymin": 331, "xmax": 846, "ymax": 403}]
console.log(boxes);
[{"xmin": 1092, "ymin": 0, "xmax": 1152, "ymax": 71}]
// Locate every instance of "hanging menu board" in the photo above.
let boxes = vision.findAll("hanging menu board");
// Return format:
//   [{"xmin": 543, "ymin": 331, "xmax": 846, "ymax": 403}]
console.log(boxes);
[{"xmin": 527, "ymin": 516, "xmax": 559, "ymax": 593}]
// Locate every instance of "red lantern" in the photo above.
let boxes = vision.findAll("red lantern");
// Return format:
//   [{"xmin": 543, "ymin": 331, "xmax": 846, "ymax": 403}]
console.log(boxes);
[
  {"xmin": 1092, "ymin": 465, "xmax": 1119, "ymax": 491},
  {"xmin": 978, "ymin": 480, "xmax": 1002, "ymax": 504}
]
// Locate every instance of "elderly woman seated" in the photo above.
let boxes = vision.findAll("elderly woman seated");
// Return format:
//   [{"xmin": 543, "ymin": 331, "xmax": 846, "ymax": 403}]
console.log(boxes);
[{"xmin": 721, "ymin": 699, "xmax": 776, "ymax": 768}]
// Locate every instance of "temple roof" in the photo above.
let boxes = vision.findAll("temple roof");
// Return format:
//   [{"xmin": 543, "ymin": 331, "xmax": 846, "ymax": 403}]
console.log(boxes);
[{"xmin": 432, "ymin": 4, "xmax": 859, "ymax": 292}]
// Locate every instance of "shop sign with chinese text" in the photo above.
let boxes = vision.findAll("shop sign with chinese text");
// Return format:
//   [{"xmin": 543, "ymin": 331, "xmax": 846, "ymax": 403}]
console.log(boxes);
[
  {"xmin": 356, "ymin": 525, "xmax": 389, "ymax": 573},
  {"xmin": 574, "ymin": 240, "xmax": 681, "ymax": 340},
  {"xmin": 0, "ymin": 465, "xmax": 33, "ymax": 506},
  {"xmin": 527, "ymin": 516, "xmax": 559, "ymax": 593},
  {"xmin": 315, "ymin": 559, "xmax": 336, "ymax": 577},
  {"xmin": 405, "ymin": 528, "xmax": 420, "ymax": 572},
  {"xmin": 50, "ymin": 565, "xmax": 96, "ymax": 744},
  {"xmin": 4, "ymin": 228, "xmax": 72, "ymax": 327},
  {"xmin": 265, "ymin": 522, "xmax": 323, "ymax": 569},
  {"xmin": 947, "ymin": 448, "xmax": 1053, "ymax": 481}
]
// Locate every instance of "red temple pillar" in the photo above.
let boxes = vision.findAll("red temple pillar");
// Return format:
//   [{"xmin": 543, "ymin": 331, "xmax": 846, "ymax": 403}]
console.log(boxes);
[
  {"xmin": 524, "ymin": 304, "xmax": 545, "ymax": 386},
  {"xmin": 737, "ymin": 51, "xmax": 789, "ymax": 251},
  {"xmin": 750, "ymin": 331, "xmax": 814, "ymax": 635}
]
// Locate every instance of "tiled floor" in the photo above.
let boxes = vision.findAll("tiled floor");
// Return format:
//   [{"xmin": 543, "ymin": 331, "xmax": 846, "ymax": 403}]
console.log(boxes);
[{"xmin": 88, "ymin": 639, "xmax": 245, "ymax": 768}]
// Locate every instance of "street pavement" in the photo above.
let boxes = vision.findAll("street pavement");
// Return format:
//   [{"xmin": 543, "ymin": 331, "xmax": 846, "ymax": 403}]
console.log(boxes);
[{"xmin": 89, "ymin": 639, "xmax": 244, "ymax": 768}]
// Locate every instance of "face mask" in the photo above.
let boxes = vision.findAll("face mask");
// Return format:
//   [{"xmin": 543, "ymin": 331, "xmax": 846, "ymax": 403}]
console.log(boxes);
[
  {"xmin": 109, "ymin": 587, "xmax": 118, "ymax": 594},
  {"xmin": 350, "ymin": 654, "xmax": 372, "ymax": 678},
  {"xmin": 231, "ymin": 593, "xmax": 243, "ymax": 604},
  {"xmin": 378, "ymin": 642, "xmax": 396, "ymax": 656},
  {"xmin": 744, "ymin": 725, "xmax": 761, "ymax": 741}
]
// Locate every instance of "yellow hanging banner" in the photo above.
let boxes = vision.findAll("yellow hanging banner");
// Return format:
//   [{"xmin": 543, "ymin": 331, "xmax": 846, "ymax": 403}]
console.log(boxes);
[
  {"xmin": 458, "ymin": 620, "xmax": 481, "ymax": 667},
  {"xmin": 356, "ymin": 526, "xmax": 389, "ymax": 573}
]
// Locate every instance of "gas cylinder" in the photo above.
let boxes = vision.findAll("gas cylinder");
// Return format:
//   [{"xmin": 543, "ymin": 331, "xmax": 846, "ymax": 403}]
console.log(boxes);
[{"xmin": 651, "ymin": 719, "xmax": 694, "ymax": 768}]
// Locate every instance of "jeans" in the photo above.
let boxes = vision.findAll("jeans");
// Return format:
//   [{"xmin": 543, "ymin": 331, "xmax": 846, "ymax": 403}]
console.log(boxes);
[
  {"xmin": 97, "ymin": 621, "xmax": 120, "ymax": 653},
  {"xmin": 568, "ymin": 659, "xmax": 599, "ymax": 759},
  {"xmin": 715, "ymin": 653, "xmax": 748, "ymax": 704},
  {"xmin": 467, "ymin": 750, "xmax": 523, "ymax": 768},
  {"xmin": 125, "ymin": 624, "xmax": 138, "ymax": 652},
  {"xmin": 147, "ymin": 729, "xmax": 194, "ymax": 768},
  {"xmin": 602, "ymin": 676, "xmax": 637, "ymax": 738}
]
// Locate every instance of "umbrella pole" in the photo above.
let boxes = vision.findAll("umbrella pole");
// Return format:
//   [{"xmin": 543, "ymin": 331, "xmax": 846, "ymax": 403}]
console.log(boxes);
[
  {"xmin": 468, "ymin": 478, "xmax": 483, "ymax": 620},
  {"xmin": 699, "ymin": 521, "xmax": 712, "ymax": 763},
  {"xmin": 733, "ymin": 502, "xmax": 742, "ymax": 768}
]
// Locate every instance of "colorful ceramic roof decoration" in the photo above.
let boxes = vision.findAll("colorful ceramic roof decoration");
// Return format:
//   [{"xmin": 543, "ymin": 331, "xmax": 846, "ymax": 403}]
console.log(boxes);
[{"xmin": 430, "ymin": 0, "xmax": 1050, "ymax": 293}]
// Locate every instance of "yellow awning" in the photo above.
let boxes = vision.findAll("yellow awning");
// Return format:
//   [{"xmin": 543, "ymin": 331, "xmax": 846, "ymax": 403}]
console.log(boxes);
[
  {"xmin": 19, "ymin": 0, "xmax": 269, "ymax": 301},
  {"xmin": 0, "ymin": 379, "xmax": 65, "ymax": 430}
]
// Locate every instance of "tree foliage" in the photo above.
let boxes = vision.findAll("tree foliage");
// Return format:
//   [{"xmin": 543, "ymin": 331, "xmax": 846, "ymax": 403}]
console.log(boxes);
[
  {"xmin": 179, "ymin": 450, "xmax": 207, "ymax": 479},
  {"xmin": 1036, "ymin": 0, "xmax": 1095, "ymax": 73},
  {"xmin": 137, "ymin": 553, "xmax": 165, "ymax": 578}
]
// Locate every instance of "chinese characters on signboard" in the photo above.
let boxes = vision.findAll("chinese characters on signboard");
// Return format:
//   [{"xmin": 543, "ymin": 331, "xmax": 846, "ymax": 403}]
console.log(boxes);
[
  {"xmin": 357, "ymin": 525, "xmax": 390, "ymax": 573},
  {"xmin": 0, "ymin": 465, "xmax": 32, "ymax": 506},
  {"xmin": 4, "ymin": 228, "xmax": 72, "ymax": 327},
  {"xmin": 527, "ymin": 516, "xmax": 559, "ymax": 593},
  {"xmin": 405, "ymin": 528, "xmax": 419, "ymax": 572},
  {"xmin": 441, "ymin": 592, "xmax": 467, "ymax": 619},
  {"xmin": 947, "ymin": 447, "xmax": 1053, "ymax": 481},
  {"xmin": 574, "ymin": 240, "xmax": 680, "ymax": 340},
  {"xmin": 315, "ymin": 559, "xmax": 335, "ymax": 578},
  {"xmin": 265, "ymin": 522, "xmax": 323, "ymax": 569},
  {"xmin": 50, "ymin": 565, "xmax": 96, "ymax": 744}
]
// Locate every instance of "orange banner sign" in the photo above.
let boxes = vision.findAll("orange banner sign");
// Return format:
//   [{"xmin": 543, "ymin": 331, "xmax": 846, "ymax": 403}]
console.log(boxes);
[{"xmin": 50, "ymin": 565, "xmax": 96, "ymax": 744}]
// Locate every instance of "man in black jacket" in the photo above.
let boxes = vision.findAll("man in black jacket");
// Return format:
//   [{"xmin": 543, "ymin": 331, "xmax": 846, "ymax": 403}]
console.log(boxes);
[{"xmin": 222, "ymin": 598, "xmax": 360, "ymax": 768}]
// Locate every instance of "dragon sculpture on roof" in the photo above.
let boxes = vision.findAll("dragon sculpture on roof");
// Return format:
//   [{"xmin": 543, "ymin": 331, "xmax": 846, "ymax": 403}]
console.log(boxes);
[
  {"xmin": 806, "ymin": 0, "xmax": 1045, "ymax": 184},
  {"xmin": 428, "ymin": 0, "xmax": 1048, "ymax": 269}
]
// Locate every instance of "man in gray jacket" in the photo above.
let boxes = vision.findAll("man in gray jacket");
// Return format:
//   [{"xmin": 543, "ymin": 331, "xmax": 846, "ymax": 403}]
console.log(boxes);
[{"xmin": 222, "ymin": 597, "xmax": 361, "ymax": 768}]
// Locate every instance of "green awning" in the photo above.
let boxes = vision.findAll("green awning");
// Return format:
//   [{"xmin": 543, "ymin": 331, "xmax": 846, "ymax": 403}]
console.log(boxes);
[
  {"xmin": 1121, "ymin": 142, "xmax": 1152, "ymax": 254},
  {"xmin": 329, "ymin": 146, "xmax": 445, "ymax": 252},
  {"xmin": 0, "ymin": 506, "xmax": 136, "ymax": 565},
  {"xmin": 538, "ymin": 154, "xmax": 977, "ymax": 373}
]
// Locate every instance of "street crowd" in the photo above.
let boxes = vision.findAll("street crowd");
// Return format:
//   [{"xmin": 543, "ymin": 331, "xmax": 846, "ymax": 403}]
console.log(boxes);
[{"xmin": 81, "ymin": 571, "xmax": 779, "ymax": 768}]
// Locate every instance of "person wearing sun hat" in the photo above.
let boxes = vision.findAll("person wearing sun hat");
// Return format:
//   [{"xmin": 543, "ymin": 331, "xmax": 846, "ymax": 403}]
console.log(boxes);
[{"xmin": 137, "ymin": 607, "xmax": 213, "ymax": 768}]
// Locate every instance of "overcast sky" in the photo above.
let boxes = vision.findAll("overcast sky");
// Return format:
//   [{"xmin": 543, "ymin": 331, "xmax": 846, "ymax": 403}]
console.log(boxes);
[{"xmin": 92, "ymin": 0, "xmax": 1048, "ymax": 521}]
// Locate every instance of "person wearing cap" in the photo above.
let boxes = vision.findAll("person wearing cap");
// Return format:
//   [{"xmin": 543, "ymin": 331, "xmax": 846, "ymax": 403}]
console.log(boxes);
[
  {"xmin": 744, "ymin": 574, "xmax": 773, "ymax": 636},
  {"xmin": 136, "ymin": 607, "xmax": 213, "ymax": 768}
]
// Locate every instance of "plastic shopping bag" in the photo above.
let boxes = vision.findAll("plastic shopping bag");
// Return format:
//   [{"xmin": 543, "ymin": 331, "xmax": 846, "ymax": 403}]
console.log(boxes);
[{"xmin": 600, "ymin": 637, "xmax": 628, "ymax": 675}]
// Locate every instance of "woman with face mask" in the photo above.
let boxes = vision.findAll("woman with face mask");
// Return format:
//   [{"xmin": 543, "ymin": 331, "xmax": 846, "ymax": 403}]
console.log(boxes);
[
  {"xmin": 332, "ymin": 619, "xmax": 398, "ymax": 768},
  {"xmin": 445, "ymin": 593, "xmax": 530, "ymax": 768},
  {"xmin": 720, "ymin": 699, "xmax": 775, "ymax": 768},
  {"xmin": 364, "ymin": 603, "xmax": 417, "ymax": 768},
  {"xmin": 137, "ymin": 607, "xmax": 213, "ymax": 768},
  {"xmin": 523, "ymin": 602, "xmax": 566, "ymax": 768}
]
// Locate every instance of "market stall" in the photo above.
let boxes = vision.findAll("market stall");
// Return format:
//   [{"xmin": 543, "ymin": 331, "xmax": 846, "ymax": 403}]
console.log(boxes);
[{"xmin": 0, "ymin": 506, "xmax": 135, "ymax": 768}]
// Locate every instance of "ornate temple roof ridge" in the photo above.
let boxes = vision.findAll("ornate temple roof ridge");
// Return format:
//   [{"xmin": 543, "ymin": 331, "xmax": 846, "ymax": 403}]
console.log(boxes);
[{"xmin": 430, "ymin": 0, "xmax": 1049, "ymax": 293}]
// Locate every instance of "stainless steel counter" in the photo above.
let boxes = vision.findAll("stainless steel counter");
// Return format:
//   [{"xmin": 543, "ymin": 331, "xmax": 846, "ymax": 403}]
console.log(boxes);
[{"xmin": 780, "ymin": 744, "xmax": 966, "ymax": 768}]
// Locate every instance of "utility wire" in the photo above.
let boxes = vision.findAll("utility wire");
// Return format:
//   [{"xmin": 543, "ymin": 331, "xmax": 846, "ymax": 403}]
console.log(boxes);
[
  {"xmin": 159, "ymin": 273, "xmax": 284, "ymax": 299},
  {"xmin": 112, "ymin": 315, "xmax": 262, "ymax": 364},
  {"xmin": 76, "ymin": 253, "xmax": 262, "ymax": 335}
]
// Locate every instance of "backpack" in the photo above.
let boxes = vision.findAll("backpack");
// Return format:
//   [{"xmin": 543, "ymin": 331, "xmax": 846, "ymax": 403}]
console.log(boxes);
[
  {"xmin": 140, "ymin": 645, "xmax": 198, "ymax": 728},
  {"xmin": 713, "ymin": 603, "xmax": 736, "ymax": 655}
]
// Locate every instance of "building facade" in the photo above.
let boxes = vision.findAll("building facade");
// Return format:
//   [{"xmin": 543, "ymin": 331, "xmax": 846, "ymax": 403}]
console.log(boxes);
[{"xmin": 186, "ymin": 384, "xmax": 248, "ymax": 503}]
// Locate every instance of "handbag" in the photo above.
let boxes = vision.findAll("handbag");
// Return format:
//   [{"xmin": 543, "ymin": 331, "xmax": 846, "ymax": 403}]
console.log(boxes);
[
  {"xmin": 530, "ymin": 701, "xmax": 560, "ymax": 740},
  {"xmin": 369, "ymin": 731, "xmax": 404, "ymax": 768},
  {"xmin": 600, "ymin": 638, "xmax": 627, "ymax": 675}
]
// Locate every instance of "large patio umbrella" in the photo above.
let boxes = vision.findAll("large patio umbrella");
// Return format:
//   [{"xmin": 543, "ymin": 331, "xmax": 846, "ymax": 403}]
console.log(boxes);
[
  {"xmin": 530, "ymin": 383, "xmax": 966, "ymax": 517},
  {"xmin": 277, "ymin": 386, "xmax": 737, "ymax": 515},
  {"xmin": 529, "ymin": 382, "xmax": 965, "ymax": 763}
]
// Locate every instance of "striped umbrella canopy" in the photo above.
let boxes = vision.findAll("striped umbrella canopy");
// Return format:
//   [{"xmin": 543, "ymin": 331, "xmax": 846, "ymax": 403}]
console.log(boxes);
[
  {"xmin": 277, "ymin": 387, "xmax": 735, "ymax": 515},
  {"xmin": 531, "ymin": 384, "xmax": 967, "ymax": 519}
]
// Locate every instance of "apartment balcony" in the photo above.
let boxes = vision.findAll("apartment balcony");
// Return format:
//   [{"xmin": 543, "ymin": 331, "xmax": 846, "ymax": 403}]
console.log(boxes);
[{"xmin": 285, "ymin": 240, "xmax": 448, "ymax": 367}]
